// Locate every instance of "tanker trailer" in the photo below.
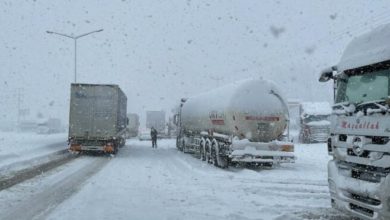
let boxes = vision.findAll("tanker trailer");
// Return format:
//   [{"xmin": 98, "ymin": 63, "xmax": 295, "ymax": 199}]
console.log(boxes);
[{"xmin": 175, "ymin": 78, "xmax": 295, "ymax": 168}]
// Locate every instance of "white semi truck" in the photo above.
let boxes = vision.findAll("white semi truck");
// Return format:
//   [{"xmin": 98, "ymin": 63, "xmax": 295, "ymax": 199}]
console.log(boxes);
[
  {"xmin": 175, "ymin": 78, "xmax": 295, "ymax": 168},
  {"xmin": 320, "ymin": 23, "xmax": 390, "ymax": 219},
  {"xmin": 299, "ymin": 102, "xmax": 331, "ymax": 143}
]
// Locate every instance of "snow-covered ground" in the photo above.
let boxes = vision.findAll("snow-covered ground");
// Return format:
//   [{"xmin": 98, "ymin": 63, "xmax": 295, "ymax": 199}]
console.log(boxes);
[
  {"xmin": 0, "ymin": 132, "xmax": 68, "ymax": 171},
  {"xmin": 0, "ymin": 138, "xmax": 350, "ymax": 220}
]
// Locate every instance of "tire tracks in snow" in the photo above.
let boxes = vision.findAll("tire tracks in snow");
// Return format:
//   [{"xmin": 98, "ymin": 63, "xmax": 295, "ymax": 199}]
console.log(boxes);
[
  {"xmin": 0, "ymin": 157, "xmax": 110, "ymax": 220},
  {"xmin": 0, "ymin": 150, "xmax": 77, "ymax": 191}
]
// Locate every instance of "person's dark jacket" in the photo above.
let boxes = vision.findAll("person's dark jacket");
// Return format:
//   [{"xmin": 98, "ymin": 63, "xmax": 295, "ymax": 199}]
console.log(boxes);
[{"xmin": 151, "ymin": 129, "xmax": 158, "ymax": 140}]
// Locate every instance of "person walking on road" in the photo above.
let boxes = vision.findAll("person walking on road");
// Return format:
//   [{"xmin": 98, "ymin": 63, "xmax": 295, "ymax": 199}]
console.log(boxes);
[{"xmin": 151, "ymin": 127, "xmax": 158, "ymax": 148}]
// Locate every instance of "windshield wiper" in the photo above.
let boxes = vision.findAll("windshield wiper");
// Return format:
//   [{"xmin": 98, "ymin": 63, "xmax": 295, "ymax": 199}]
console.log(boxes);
[
  {"xmin": 356, "ymin": 99, "xmax": 389, "ymax": 114},
  {"xmin": 332, "ymin": 102, "xmax": 356, "ymax": 115}
]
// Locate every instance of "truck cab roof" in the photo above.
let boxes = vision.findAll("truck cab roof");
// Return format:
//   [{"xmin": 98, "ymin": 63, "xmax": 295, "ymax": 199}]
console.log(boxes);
[
  {"xmin": 300, "ymin": 102, "xmax": 332, "ymax": 117},
  {"xmin": 338, "ymin": 23, "xmax": 390, "ymax": 72}
]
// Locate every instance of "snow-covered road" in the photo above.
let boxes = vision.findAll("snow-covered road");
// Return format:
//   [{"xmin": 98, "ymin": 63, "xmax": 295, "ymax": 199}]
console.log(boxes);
[{"xmin": 0, "ymin": 139, "xmax": 350, "ymax": 220}]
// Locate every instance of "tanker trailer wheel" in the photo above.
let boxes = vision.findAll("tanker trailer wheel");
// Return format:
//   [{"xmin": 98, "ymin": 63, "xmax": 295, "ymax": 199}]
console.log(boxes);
[
  {"xmin": 199, "ymin": 138, "xmax": 206, "ymax": 161},
  {"xmin": 205, "ymin": 139, "xmax": 212, "ymax": 163},
  {"xmin": 176, "ymin": 137, "xmax": 182, "ymax": 151},
  {"xmin": 177, "ymin": 137, "xmax": 184, "ymax": 151},
  {"xmin": 182, "ymin": 139, "xmax": 188, "ymax": 153},
  {"xmin": 212, "ymin": 139, "xmax": 228, "ymax": 168}
]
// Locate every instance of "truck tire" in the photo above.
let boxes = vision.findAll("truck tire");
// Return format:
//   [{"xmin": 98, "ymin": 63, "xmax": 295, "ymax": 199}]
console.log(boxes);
[
  {"xmin": 182, "ymin": 139, "xmax": 188, "ymax": 153},
  {"xmin": 205, "ymin": 139, "xmax": 211, "ymax": 163},
  {"xmin": 212, "ymin": 139, "xmax": 228, "ymax": 168},
  {"xmin": 199, "ymin": 139, "xmax": 206, "ymax": 161},
  {"xmin": 210, "ymin": 144, "xmax": 218, "ymax": 166},
  {"xmin": 177, "ymin": 137, "xmax": 183, "ymax": 151}
]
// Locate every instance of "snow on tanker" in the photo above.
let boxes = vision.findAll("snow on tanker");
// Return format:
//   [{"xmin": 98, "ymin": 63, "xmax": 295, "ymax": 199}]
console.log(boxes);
[{"xmin": 175, "ymin": 78, "xmax": 295, "ymax": 168}]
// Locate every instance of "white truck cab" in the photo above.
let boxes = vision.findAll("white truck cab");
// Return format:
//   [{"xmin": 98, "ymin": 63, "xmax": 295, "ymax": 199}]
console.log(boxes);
[{"xmin": 320, "ymin": 23, "xmax": 390, "ymax": 220}]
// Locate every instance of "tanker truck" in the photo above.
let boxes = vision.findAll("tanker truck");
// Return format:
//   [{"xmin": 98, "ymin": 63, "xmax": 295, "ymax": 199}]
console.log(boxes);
[
  {"xmin": 174, "ymin": 78, "xmax": 295, "ymax": 168},
  {"xmin": 319, "ymin": 23, "xmax": 390, "ymax": 219}
]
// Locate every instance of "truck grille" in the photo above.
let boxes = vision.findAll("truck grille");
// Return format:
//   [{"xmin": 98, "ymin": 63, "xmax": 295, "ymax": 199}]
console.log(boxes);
[
  {"xmin": 350, "ymin": 203, "xmax": 374, "ymax": 218},
  {"xmin": 350, "ymin": 165, "xmax": 389, "ymax": 183},
  {"xmin": 309, "ymin": 127, "xmax": 329, "ymax": 142},
  {"xmin": 349, "ymin": 193, "xmax": 381, "ymax": 206},
  {"xmin": 347, "ymin": 148, "xmax": 370, "ymax": 158},
  {"xmin": 338, "ymin": 162, "xmax": 389, "ymax": 183},
  {"xmin": 372, "ymin": 136, "xmax": 389, "ymax": 145}
]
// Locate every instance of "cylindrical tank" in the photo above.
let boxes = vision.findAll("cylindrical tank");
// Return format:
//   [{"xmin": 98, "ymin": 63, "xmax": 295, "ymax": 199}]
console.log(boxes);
[{"xmin": 181, "ymin": 78, "xmax": 289, "ymax": 142}]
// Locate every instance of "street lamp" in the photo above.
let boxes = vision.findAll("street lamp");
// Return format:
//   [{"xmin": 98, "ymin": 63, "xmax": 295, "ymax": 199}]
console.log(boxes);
[{"xmin": 46, "ymin": 29, "xmax": 104, "ymax": 83}]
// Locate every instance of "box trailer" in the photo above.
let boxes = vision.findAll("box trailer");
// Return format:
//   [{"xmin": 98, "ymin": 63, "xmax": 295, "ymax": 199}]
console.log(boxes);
[{"xmin": 68, "ymin": 83, "xmax": 127, "ymax": 154}]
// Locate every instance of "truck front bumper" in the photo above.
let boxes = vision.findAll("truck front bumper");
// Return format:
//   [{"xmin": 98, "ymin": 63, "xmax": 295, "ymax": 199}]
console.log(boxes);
[
  {"xmin": 69, "ymin": 144, "xmax": 115, "ymax": 153},
  {"xmin": 328, "ymin": 160, "xmax": 390, "ymax": 220}
]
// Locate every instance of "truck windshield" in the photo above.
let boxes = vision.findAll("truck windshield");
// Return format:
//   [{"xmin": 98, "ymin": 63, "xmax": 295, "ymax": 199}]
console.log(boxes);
[
  {"xmin": 303, "ymin": 115, "xmax": 329, "ymax": 123},
  {"xmin": 335, "ymin": 69, "xmax": 390, "ymax": 104}
]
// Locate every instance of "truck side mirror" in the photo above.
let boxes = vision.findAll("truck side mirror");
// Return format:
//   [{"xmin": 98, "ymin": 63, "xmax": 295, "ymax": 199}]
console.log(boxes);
[
  {"xmin": 126, "ymin": 117, "xmax": 129, "ymax": 125},
  {"xmin": 319, "ymin": 71, "xmax": 333, "ymax": 82},
  {"xmin": 319, "ymin": 66, "xmax": 337, "ymax": 82}
]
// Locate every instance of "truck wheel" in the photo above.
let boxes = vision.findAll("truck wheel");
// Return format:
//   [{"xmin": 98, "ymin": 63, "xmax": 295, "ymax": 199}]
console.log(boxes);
[
  {"xmin": 176, "ymin": 137, "xmax": 181, "ymax": 150},
  {"xmin": 200, "ymin": 139, "xmax": 206, "ymax": 161},
  {"xmin": 212, "ymin": 139, "xmax": 228, "ymax": 168},
  {"xmin": 182, "ymin": 140, "xmax": 188, "ymax": 153},
  {"xmin": 177, "ymin": 137, "xmax": 184, "ymax": 151},
  {"xmin": 205, "ymin": 139, "xmax": 211, "ymax": 163},
  {"xmin": 211, "ymin": 146, "xmax": 218, "ymax": 167},
  {"xmin": 303, "ymin": 135, "xmax": 309, "ymax": 144},
  {"xmin": 119, "ymin": 138, "xmax": 125, "ymax": 147}
]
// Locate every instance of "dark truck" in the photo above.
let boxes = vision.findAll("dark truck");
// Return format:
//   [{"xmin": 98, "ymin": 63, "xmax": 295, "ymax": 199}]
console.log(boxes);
[
  {"xmin": 68, "ymin": 83, "xmax": 127, "ymax": 154},
  {"xmin": 126, "ymin": 113, "xmax": 140, "ymax": 138},
  {"xmin": 146, "ymin": 110, "xmax": 166, "ymax": 137}
]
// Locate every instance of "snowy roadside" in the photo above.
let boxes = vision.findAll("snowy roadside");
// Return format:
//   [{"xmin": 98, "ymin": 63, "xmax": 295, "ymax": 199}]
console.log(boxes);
[{"xmin": 0, "ymin": 132, "xmax": 68, "ymax": 174}]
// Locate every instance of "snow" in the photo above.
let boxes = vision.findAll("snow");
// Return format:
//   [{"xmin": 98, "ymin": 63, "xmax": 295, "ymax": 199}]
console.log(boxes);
[
  {"xmin": 300, "ymin": 102, "xmax": 332, "ymax": 116},
  {"xmin": 0, "ymin": 137, "xmax": 349, "ymax": 219},
  {"xmin": 338, "ymin": 23, "xmax": 390, "ymax": 72},
  {"xmin": 0, "ymin": 131, "xmax": 67, "ymax": 171},
  {"xmin": 306, "ymin": 120, "xmax": 331, "ymax": 126},
  {"xmin": 0, "ymin": 139, "xmax": 339, "ymax": 220},
  {"xmin": 183, "ymin": 78, "xmax": 286, "ymax": 117}
]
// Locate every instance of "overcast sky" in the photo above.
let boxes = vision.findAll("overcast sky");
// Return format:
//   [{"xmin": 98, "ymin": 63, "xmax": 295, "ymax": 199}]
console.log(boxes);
[{"xmin": 1, "ymin": 0, "xmax": 390, "ymax": 126}]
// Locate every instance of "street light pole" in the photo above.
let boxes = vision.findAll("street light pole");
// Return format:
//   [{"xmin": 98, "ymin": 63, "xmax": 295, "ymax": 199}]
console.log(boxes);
[
  {"xmin": 74, "ymin": 39, "xmax": 77, "ymax": 82},
  {"xmin": 46, "ymin": 29, "xmax": 104, "ymax": 83}
]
